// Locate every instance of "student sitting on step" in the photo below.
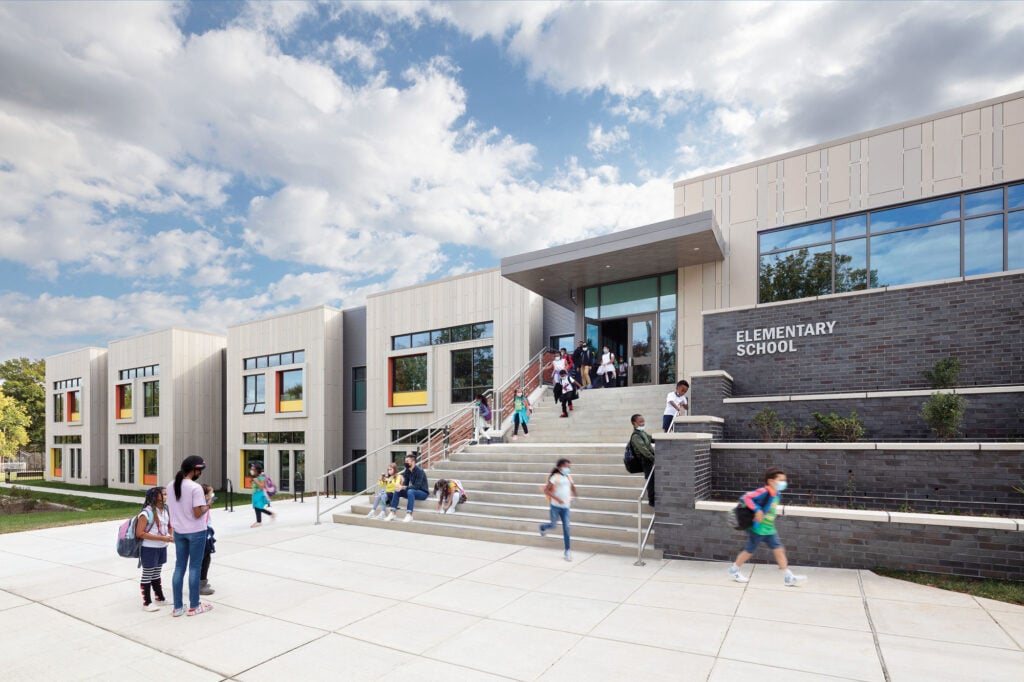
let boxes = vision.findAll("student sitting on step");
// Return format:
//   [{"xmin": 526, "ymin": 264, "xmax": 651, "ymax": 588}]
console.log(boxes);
[{"xmin": 433, "ymin": 478, "xmax": 466, "ymax": 514}]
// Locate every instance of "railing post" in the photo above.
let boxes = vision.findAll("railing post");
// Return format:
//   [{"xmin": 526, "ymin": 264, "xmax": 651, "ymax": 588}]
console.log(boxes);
[{"xmin": 315, "ymin": 480, "xmax": 321, "ymax": 525}]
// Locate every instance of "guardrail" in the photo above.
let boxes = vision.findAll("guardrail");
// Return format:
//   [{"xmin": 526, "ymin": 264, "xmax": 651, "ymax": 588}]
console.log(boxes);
[
  {"xmin": 5, "ymin": 470, "xmax": 44, "ymax": 483},
  {"xmin": 223, "ymin": 479, "xmax": 234, "ymax": 512},
  {"xmin": 635, "ymin": 464, "xmax": 656, "ymax": 566}
]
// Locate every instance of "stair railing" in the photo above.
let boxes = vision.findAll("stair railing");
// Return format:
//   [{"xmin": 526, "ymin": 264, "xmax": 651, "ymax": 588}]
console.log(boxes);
[
  {"xmin": 313, "ymin": 346, "xmax": 557, "ymax": 524},
  {"xmin": 635, "ymin": 465, "xmax": 656, "ymax": 566}
]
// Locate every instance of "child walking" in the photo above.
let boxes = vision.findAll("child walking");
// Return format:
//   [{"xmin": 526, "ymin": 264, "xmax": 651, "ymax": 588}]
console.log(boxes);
[
  {"xmin": 539, "ymin": 458, "xmax": 576, "ymax": 561},
  {"xmin": 728, "ymin": 467, "xmax": 808, "ymax": 586},
  {"xmin": 250, "ymin": 462, "xmax": 275, "ymax": 527},
  {"xmin": 367, "ymin": 462, "xmax": 401, "ymax": 519},
  {"xmin": 557, "ymin": 370, "xmax": 582, "ymax": 418},
  {"xmin": 511, "ymin": 387, "xmax": 532, "ymax": 441},
  {"xmin": 200, "ymin": 484, "xmax": 216, "ymax": 595},
  {"xmin": 137, "ymin": 486, "xmax": 173, "ymax": 611}
]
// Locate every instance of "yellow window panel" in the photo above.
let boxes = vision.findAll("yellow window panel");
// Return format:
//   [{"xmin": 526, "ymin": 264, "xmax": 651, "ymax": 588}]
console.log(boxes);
[
  {"xmin": 392, "ymin": 390, "xmax": 428, "ymax": 407},
  {"xmin": 278, "ymin": 399, "xmax": 303, "ymax": 413}
]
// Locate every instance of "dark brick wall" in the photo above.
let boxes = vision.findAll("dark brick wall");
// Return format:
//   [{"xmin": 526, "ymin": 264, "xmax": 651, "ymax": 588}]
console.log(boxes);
[
  {"xmin": 713, "ymin": 392, "xmax": 1024, "ymax": 441},
  {"xmin": 673, "ymin": 420, "xmax": 723, "ymax": 440},
  {"xmin": 709, "ymin": 446, "xmax": 1024, "ymax": 516},
  {"xmin": 703, "ymin": 274, "xmax": 1024, "ymax": 396},
  {"xmin": 653, "ymin": 436, "xmax": 1024, "ymax": 581}
]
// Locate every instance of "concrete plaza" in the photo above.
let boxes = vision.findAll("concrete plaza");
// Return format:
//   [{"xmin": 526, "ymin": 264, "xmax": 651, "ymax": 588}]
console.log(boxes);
[{"xmin": 0, "ymin": 498, "xmax": 1021, "ymax": 681}]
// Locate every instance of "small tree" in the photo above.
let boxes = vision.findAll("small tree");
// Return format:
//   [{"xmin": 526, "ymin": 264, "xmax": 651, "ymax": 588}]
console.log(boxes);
[
  {"xmin": 750, "ymin": 407, "xmax": 805, "ymax": 442},
  {"xmin": 0, "ymin": 386, "xmax": 32, "ymax": 461},
  {"xmin": 922, "ymin": 356, "xmax": 960, "ymax": 389},
  {"xmin": 921, "ymin": 393, "xmax": 968, "ymax": 441},
  {"xmin": 810, "ymin": 411, "xmax": 866, "ymax": 442}
]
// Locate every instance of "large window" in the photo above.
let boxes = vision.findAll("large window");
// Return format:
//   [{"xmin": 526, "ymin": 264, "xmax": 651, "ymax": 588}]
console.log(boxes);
[
  {"xmin": 550, "ymin": 334, "xmax": 575, "ymax": 353},
  {"xmin": 141, "ymin": 449, "xmax": 158, "ymax": 486},
  {"xmin": 352, "ymin": 366, "xmax": 366, "ymax": 411},
  {"xmin": 116, "ymin": 384, "xmax": 132, "ymax": 419},
  {"xmin": 143, "ymin": 381, "xmax": 159, "ymax": 418},
  {"xmin": 53, "ymin": 393, "xmax": 64, "ymax": 423},
  {"xmin": 51, "ymin": 448, "xmax": 62, "ymax": 477},
  {"xmin": 67, "ymin": 390, "xmax": 80, "ymax": 422},
  {"xmin": 451, "ymin": 346, "xmax": 493, "ymax": 403},
  {"xmin": 243, "ymin": 374, "xmax": 266, "ymax": 414},
  {"xmin": 277, "ymin": 368, "xmax": 304, "ymax": 413},
  {"xmin": 391, "ymin": 354, "xmax": 428, "ymax": 407},
  {"xmin": 758, "ymin": 181, "xmax": 1024, "ymax": 303},
  {"xmin": 392, "ymin": 321, "xmax": 493, "ymax": 351}
]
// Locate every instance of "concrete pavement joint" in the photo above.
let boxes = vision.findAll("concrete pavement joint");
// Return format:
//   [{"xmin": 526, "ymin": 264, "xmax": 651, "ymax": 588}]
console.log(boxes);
[{"xmin": 857, "ymin": 570, "xmax": 892, "ymax": 682}]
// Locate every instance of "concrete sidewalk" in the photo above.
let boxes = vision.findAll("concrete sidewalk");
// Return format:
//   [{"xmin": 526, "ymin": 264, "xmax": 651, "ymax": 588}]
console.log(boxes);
[{"xmin": 0, "ymin": 499, "xmax": 1021, "ymax": 681}]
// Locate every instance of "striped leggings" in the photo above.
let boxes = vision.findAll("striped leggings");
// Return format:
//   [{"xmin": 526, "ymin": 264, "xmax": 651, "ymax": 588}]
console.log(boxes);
[{"xmin": 141, "ymin": 566, "xmax": 162, "ymax": 584}]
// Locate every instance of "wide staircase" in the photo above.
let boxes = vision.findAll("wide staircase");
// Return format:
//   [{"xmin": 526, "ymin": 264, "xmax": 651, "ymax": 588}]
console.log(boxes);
[{"xmin": 332, "ymin": 383, "xmax": 669, "ymax": 558}]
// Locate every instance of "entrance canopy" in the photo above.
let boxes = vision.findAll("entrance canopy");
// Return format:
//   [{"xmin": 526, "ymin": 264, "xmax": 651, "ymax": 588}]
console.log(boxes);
[{"xmin": 500, "ymin": 211, "xmax": 725, "ymax": 309}]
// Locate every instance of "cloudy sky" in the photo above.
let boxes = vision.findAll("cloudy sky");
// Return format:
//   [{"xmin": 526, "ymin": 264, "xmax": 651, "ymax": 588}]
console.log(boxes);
[{"xmin": 1, "ymin": 1, "xmax": 1022, "ymax": 359}]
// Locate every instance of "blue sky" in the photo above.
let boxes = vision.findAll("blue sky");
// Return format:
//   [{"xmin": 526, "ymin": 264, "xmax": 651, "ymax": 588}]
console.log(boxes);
[{"xmin": 1, "ymin": 1, "xmax": 1022, "ymax": 359}]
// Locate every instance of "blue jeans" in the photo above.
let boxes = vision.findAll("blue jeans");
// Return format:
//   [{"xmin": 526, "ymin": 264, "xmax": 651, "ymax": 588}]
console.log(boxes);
[
  {"xmin": 540, "ymin": 505, "xmax": 571, "ymax": 551},
  {"xmin": 172, "ymin": 530, "xmax": 207, "ymax": 609},
  {"xmin": 390, "ymin": 488, "xmax": 428, "ymax": 512}
]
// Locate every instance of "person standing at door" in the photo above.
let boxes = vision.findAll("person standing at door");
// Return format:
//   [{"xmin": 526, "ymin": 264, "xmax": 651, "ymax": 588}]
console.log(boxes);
[
  {"xmin": 577, "ymin": 342, "xmax": 594, "ymax": 389},
  {"xmin": 597, "ymin": 346, "xmax": 616, "ymax": 388},
  {"xmin": 663, "ymin": 380, "xmax": 690, "ymax": 432},
  {"xmin": 617, "ymin": 357, "xmax": 629, "ymax": 387}
]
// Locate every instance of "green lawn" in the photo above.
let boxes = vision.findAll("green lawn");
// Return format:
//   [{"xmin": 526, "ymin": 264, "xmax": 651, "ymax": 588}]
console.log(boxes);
[
  {"xmin": 874, "ymin": 569, "xmax": 1024, "ymax": 605},
  {"xmin": 0, "ymin": 488, "xmax": 141, "ymax": 534},
  {"xmin": 7, "ymin": 480, "xmax": 148, "ymax": 497}
]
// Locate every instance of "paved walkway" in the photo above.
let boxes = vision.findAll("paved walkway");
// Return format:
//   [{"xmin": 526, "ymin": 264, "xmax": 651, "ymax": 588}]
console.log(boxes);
[
  {"xmin": 0, "ymin": 499, "xmax": 1021, "ymax": 681},
  {"xmin": 0, "ymin": 481, "xmax": 145, "ymax": 504}
]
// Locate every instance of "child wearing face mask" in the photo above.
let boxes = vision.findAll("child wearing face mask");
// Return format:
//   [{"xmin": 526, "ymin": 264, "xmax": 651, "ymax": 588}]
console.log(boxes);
[
  {"xmin": 728, "ymin": 467, "xmax": 807, "ymax": 586},
  {"xmin": 539, "ymin": 458, "xmax": 576, "ymax": 561},
  {"xmin": 511, "ymin": 387, "xmax": 532, "ymax": 441},
  {"xmin": 629, "ymin": 414, "xmax": 656, "ymax": 507}
]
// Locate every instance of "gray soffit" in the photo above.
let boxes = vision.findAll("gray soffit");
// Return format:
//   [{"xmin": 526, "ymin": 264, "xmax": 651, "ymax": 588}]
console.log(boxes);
[{"xmin": 500, "ymin": 210, "xmax": 725, "ymax": 309}]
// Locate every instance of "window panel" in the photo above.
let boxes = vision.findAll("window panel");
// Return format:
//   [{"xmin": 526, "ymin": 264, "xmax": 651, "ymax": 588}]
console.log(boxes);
[
  {"xmin": 472, "ymin": 321, "xmax": 494, "ymax": 339},
  {"xmin": 584, "ymin": 287, "xmax": 598, "ymax": 318},
  {"xmin": 244, "ymin": 374, "xmax": 265, "ymax": 414},
  {"xmin": 352, "ymin": 366, "xmax": 366, "ymax": 411},
  {"xmin": 659, "ymin": 273, "xmax": 677, "ymax": 310},
  {"xmin": 141, "ymin": 449, "xmax": 158, "ymax": 486},
  {"xmin": 391, "ymin": 354, "xmax": 428, "ymax": 406},
  {"xmin": 870, "ymin": 222, "xmax": 960, "ymax": 287},
  {"xmin": 294, "ymin": 351, "xmax": 304, "ymax": 363},
  {"xmin": 599, "ymin": 277, "xmax": 658, "ymax": 317},
  {"xmin": 759, "ymin": 221, "xmax": 832, "ymax": 252},
  {"xmin": 1009, "ymin": 210, "xmax": 1024, "ymax": 271},
  {"xmin": 143, "ymin": 381, "xmax": 159, "ymax": 418},
  {"xmin": 964, "ymin": 188, "xmax": 1003, "ymax": 216},
  {"xmin": 834, "ymin": 238, "xmax": 870, "ymax": 292},
  {"xmin": 451, "ymin": 325, "xmax": 472, "ymax": 342},
  {"xmin": 450, "ymin": 346, "xmax": 492, "ymax": 403},
  {"xmin": 411, "ymin": 332, "xmax": 431, "ymax": 348},
  {"xmin": 117, "ymin": 384, "xmax": 133, "ymax": 419},
  {"xmin": 964, "ymin": 215, "xmax": 1004, "ymax": 276},
  {"xmin": 277, "ymin": 369, "xmax": 304, "ymax": 413},
  {"xmin": 67, "ymin": 391, "xmax": 80, "ymax": 422},
  {"xmin": 392, "ymin": 335, "xmax": 411, "ymax": 350},
  {"xmin": 1009, "ymin": 184, "xmax": 1024, "ymax": 210},
  {"xmin": 244, "ymin": 358, "xmax": 256, "ymax": 370},
  {"xmin": 758, "ymin": 244, "xmax": 832, "ymax": 303},
  {"xmin": 53, "ymin": 393, "xmax": 64, "ymax": 423},
  {"xmin": 658, "ymin": 310, "xmax": 677, "ymax": 385},
  {"xmin": 835, "ymin": 215, "xmax": 867, "ymax": 239},
  {"xmin": 870, "ymin": 196, "xmax": 960, "ymax": 233},
  {"xmin": 268, "ymin": 354, "xmax": 280, "ymax": 367}
]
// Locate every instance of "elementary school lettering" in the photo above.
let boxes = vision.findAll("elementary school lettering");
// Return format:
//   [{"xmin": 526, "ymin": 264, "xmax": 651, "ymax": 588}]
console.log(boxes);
[{"xmin": 735, "ymin": 321, "xmax": 837, "ymax": 356}]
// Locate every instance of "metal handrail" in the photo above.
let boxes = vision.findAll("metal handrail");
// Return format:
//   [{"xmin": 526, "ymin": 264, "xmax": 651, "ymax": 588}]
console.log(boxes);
[
  {"xmin": 224, "ymin": 479, "xmax": 234, "ymax": 512},
  {"xmin": 635, "ymin": 464, "xmax": 656, "ymax": 566},
  {"xmin": 313, "ymin": 347, "xmax": 554, "ymax": 524}
]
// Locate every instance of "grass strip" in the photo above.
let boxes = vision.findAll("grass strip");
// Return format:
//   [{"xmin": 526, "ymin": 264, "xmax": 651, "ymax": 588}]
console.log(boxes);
[
  {"xmin": 6, "ymin": 480, "xmax": 147, "ymax": 497},
  {"xmin": 0, "ymin": 488, "xmax": 141, "ymax": 534},
  {"xmin": 874, "ymin": 568, "xmax": 1024, "ymax": 605}
]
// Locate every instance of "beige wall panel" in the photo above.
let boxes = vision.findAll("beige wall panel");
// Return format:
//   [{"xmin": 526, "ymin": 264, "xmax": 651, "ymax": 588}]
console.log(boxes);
[
  {"xmin": 904, "ymin": 124, "xmax": 922, "ymax": 149},
  {"xmin": 963, "ymin": 133, "xmax": 982, "ymax": 187},
  {"xmin": 932, "ymin": 114, "xmax": 962, "ymax": 181},
  {"xmin": 783, "ymin": 155, "xmax": 806, "ymax": 213},
  {"xmin": 868, "ymin": 130, "xmax": 903, "ymax": 195},
  {"xmin": 729, "ymin": 167, "xmax": 757, "ymax": 224},
  {"xmin": 683, "ymin": 182, "xmax": 703, "ymax": 217},
  {"xmin": 805, "ymin": 171, "xmax": 822, "ymax": 219},
  {"xmin": 867, "ymin": 189, "xmax": 904, "ymax": 208},
  {"xmin": 728, "ymin": 219, "xmax": 758, "ymax": 308},
  {"xmin": 827, "ymin": 145, "xmax": 850, "ymax": 205},
  {"xmin": 962, "ymin": 108, "xmax": 981, "ymax": 134},
  {"xmin": 783, "ymin": 209, "xmax": 807, "ymax": 224},
  {"xmin": 680, "ymin": 265, "xmax": 704, "ymax": 348},
  {"xmin": 903, "ymin": 147, "xmax": 923, "ymax": 200},
  {"xmin": 1004, "ymin": 97, "xmax": 1024, "ymax": 126},
  {"xmin": 932, "ymin": 177, "xmax": 963, "ymax": 194},
  {"xmin": 1004, "ymin": 124, "xmax": 1024, "ymax": 180},
  {"xmin": 980, "ymin": 107, "xmax": 994, "ymax": 184},
  {"xmin": 921, "ymin": 120, "xmax": 934, "ymax": 190}
]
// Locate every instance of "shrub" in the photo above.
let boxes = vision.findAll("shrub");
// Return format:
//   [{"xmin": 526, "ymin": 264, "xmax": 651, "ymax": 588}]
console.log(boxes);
[
  {"xmin": 810, "ymin": 411, "xmax": 866, "ymax": 442},
  {"xmin": 920, "ymin": 392, "xmax": 968, "ymax": 441},
  {"xmin": 923, "ymin": 356, "xmax": 961, "ymax": 389},
  {"xmin": 750, "ymin": 407, "xmax": 805, "ymax": 442}
]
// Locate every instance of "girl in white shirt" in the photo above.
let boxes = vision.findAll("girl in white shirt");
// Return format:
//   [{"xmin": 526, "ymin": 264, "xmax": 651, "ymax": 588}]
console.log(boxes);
[
  {"xmin": 137, "ymin": 486, "xmax": 173, "ymax": 612},
  {"xmin": 539, "ymin": 458, "xmax": 577, "ymax": 561}
]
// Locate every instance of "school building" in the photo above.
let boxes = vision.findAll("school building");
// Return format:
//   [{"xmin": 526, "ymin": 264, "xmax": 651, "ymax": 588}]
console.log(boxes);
[{"xmin": 45, "ymin": 91, "xmax": 1023, "ymax": 504}]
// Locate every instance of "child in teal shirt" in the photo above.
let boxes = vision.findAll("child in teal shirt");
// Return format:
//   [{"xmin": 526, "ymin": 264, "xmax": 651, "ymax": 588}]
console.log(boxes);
[{"xmin": 729, "ymin": 467, "xmax": 807, "ymax": 586}]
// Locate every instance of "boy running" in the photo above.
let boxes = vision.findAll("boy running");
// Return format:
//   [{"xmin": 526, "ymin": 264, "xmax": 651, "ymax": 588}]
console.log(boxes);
[{"xmin": 728, "ymin": 467, "xmax": 807, "ymax": 586}]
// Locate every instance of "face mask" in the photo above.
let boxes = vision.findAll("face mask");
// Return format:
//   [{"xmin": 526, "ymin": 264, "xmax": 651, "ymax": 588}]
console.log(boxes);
[
  {"xmin": 774, "ymin": 480, "xmax": 788, "ymax": 492},
  {"xmin": 560, "ymin": 467, "xmax": 571, "ymax": 475},
  {"xmin": 636, "ymin": 425, "xmax": 645, "ymax": 431}
]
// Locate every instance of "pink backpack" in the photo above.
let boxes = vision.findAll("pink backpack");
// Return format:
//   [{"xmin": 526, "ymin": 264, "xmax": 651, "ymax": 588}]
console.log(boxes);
[{"xmin": 263, "ymin": 475, "xmax": 277, "ymax": 496}]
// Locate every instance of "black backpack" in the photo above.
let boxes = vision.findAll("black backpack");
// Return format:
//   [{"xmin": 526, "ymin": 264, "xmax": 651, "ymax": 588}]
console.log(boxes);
[
  {"xmin": 732, "ymin": 503, "xmax": 755, "ymax": 530},
  {"xmin": 623, "ymin": 441, "xmax": 643, "ymax": 474}
]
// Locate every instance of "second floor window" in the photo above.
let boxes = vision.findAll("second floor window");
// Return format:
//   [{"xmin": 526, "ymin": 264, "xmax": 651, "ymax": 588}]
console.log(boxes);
[
  {"xmin": 53, "ymin": 393, "xmax": 64, "ymax": 423},
  {"xmin": 352, "ymin": 366, "xmax": 366, "ymax": 411},
  {"xmin": 244, "ymin": 374, "xmax": 266, "ymax": 414},
  {"xmin": 277, "ymin": 369, "xmax": 303, "ymax": 413},
  {"xmin": 116, "ymin": 384, "xmax": 132, "ymax": 420},
  {"xmin": 143, "ymin": 381, "xmax": 159, "ymax": 417},
  {"xmin": 67, "ymin": 390, "xmax": 80, "ymax": 422}
]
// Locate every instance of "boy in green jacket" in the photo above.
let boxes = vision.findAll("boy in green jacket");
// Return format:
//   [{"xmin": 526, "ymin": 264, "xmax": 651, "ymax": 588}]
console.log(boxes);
[{"xmin": 629, "ymin": 414, "xmax": 656, "ymax": 507}]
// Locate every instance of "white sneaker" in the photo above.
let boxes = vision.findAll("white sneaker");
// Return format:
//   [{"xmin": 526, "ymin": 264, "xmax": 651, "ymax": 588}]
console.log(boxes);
[
  {"xmin": 728, "ymin": 566, "xmax": 749, "ymax": 583},
  {"xmin": 366, "ymin": 509, "xmax": 376, "ymax": 517},
  {"xmin": 403, "ymin": 513, "xmax": 414, "ymax": 523},
  {"xmin": 564, "ymin": 551, "xmax": 572, "ymax": 562},
  {"xmin": 511, "ymin": 435, "xmax": 518, "ymax": 441},
  {"xmin": 143, "ymin": 603, "xmax": 160, "ymax": 612},
  {"xmin": 784, "ymin": 573, "xmax": 807, "ymax": 587},
  {"xmin": 385, "ymin": 511, "xmax": 395, "ymax": 522}
]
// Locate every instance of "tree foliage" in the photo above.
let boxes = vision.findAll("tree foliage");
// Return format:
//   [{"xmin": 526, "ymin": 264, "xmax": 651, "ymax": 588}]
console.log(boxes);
[
  {"xmin": 0, "ymin": 358, "xmax": 45, "ymax": 448},
  {"xmin": 759, "ymin": 249, "xmax": 880, "ymax": 303},
  {"xmin": 0, "ymin": 386, "xmax": 32, "ymax": 460}
]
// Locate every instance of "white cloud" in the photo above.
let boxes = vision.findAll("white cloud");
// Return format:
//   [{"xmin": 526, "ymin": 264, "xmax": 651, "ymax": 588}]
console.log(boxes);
[
  {"xmin": 587, "ymin": 123, "xmax": 630, "ymax": 157},
  {"xmin": 233, "ymin": 0, "xmax": 315, "ymax": 35},
  {"xmin": 331, "ymin": 31, "xmax": 388, "ymax": 70}
]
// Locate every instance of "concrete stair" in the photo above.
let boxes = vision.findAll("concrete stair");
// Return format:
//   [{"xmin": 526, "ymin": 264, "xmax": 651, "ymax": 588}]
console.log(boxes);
[{"xmin": 332, "ymin": 384, "xmax": 667, "ymax": 558}]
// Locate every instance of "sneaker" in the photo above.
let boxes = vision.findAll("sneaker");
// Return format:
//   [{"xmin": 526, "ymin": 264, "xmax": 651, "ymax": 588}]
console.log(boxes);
[
  {"xmin": 187, "ymin": 603, "xmax": 213, "ymax": 616},
  {"xmin": 143, "ymin": 602, "xmax": 160, "ymax": 612},
  {"xmin": 564, "ymin": 551, "xmax": 573, "ymax": 562},
  {"xmin": 250, "ymin": 522, "xmax": 262, "ymax": 528},
  {"xmin": 199, "ymin": 581, "xmax": 215, "ymax": 596},
  {"xmin": 784, "ymin": 573, "xmax": 807, "ymax": 587},
  {"xmin": 171, "ymin": 607, "xmax": 185, "ymax": 618},
  {"xmin": 511, "ymin": 435, "xmax": 518, "ymax": 441},
  {"xmin": 559, "ymin": 414, "xmax": 568, "ymax": 418},
  {"xmin": 539, "ymin": 525, "xmax": 546, "ymax": 538},
  {"xmin": 569, "ymin": 404, "xmax": 573, "ymax": 411},
  {"xmin": 153, "ymin": 598, "xmax": 167, "ymax": 607},
  {"xmin": 729, "ymin": 569, "xmax": 749, "ymax": 583},
  {"xmin": 403, "ymin": 513, "xmax": 414, "ymax": 523},
  {"xmin": 366, "ymin": 509, "xmax": 376, "ymax": 517},
  {"xmin": 385, "ymin": 510, "xmax": 396, "ymax": 522}
]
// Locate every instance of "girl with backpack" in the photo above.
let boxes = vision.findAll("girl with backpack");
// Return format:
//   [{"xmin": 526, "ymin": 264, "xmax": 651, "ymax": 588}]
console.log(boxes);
[
  {"xmin": 473, "ymin": 394, "xmax": 491, "ymax": 444},
  {"xmin": 511, "ymin": 387, "xmax": 532, "ymax": 441},
  {"xmin": 539, "ymin": 458, "xmax": 577, "ymax": 561},
  {"xmin": 136, "ymin": 486, "xmax": 172, "ymax": 612},
  {"xmin": 250, "ymin": 462, "xmax": 275, "ymax": 527}
]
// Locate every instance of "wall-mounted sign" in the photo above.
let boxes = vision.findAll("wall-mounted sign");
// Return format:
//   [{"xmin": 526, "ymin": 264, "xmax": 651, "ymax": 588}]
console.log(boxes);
[{"xmin": 735, "ymin": 321, "xmax": 837, "ymax": 356}]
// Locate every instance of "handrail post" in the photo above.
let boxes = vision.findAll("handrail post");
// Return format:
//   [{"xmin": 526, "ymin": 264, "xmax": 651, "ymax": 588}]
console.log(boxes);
[
  {"xmin": 635, "ymin": 463, "xmax": 655, "ymax": 566},
  {"xmin": 315, "ymin": 480, "xmax": 321, "ymax": 525}
]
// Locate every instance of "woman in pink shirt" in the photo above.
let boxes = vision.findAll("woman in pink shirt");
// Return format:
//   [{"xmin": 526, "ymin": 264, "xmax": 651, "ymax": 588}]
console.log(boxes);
[{"xmin": 165, "ymin": 456, "xmax": 213, "ymax": 616}]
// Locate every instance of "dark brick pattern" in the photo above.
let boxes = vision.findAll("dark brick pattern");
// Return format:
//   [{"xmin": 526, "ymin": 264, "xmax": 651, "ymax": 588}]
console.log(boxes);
[
  {"xmin": 673, "ymin": 420, "xmax": 723, "ymax": 440},
  {"xmin": 653, "ymin": 436, "xmax": 1024, "ymax": 581},
  {"xmin": 710, "ymin": 446, "xmax": 1024, "ymax": 516},
  {"xmin": 703, "ymin": 274, "xmax": 1024, "ymax": 396},
  {"xmin": 713, "ymin": 393, "xmax": 1024, "ymax": 441}
]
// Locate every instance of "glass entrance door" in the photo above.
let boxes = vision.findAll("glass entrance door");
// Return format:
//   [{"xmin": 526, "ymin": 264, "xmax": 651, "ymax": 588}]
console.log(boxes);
[
  {"xmin": 628, "ymin": 314, "xmax": 657, "ymax": 385},
  {"xmin": 278, "ymin": 449, "xmax": 306, "ymax": 494}
]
